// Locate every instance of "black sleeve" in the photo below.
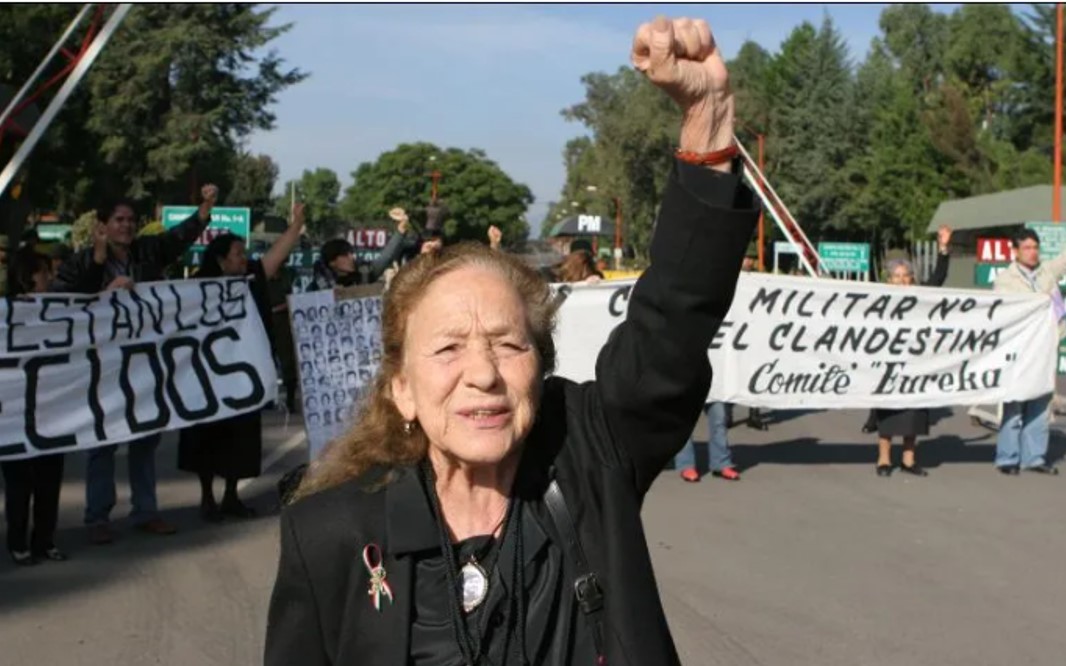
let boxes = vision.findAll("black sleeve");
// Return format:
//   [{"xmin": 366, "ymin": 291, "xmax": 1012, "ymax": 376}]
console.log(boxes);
[
  {"xmin": 50, "ymin": 250, "xmax": 106, "ymax": 293},
  {"xmin": 924, "ymin": 252, "xmax": 949, "ymax": 287},
  {"xmin": 592, "ymin": 160, "xmax": 759, "ymax": 496},
  {"xmin": 142, "ymin": 211, "xmax": 210, "ymax": 268},
  {"xmin": 264, "ymin": 511, "xmax": 330, "ymax": 666},
  {"xmin": 366, "ymin": 230, "xmax": 414, "ymax": 282}
]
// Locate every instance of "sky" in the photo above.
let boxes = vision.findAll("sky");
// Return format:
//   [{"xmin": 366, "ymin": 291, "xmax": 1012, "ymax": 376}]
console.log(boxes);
[{"xmin": 246, "ymin": 3, "xmax": 951, "ymax": 235}]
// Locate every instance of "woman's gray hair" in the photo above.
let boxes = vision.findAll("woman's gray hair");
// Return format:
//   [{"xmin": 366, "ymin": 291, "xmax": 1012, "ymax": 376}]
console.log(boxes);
[{"xmin": 885, "ymin": 258, "xmax": 914, "ymax": 279}]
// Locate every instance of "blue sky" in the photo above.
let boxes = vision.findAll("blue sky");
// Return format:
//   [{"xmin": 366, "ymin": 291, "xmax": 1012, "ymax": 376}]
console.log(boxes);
[{"xmin": 246, "ymin": 3, "xmax": 952, "ymax": 234}]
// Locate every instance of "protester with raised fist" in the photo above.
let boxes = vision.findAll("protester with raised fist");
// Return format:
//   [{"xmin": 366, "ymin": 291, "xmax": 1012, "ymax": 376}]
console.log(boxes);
[
  {"xmin": 309, "ymin": 207, "xmax": 416, "ymax": 291},
  {"xmin": 51, "ymin": 183, "xmax": 220, "ymax": 545},
  {"xmin": 266, "ymin": 16, "xmax": 758, "ymax": 666},
  {"xmin": 2, "ymin": 248, "xmax": 68, "ymax": 565},
  {"xmin": 872, "ymin": 224, "xmax": 952, "ymax": 478},
  {"xmin": 179, "ymin": 203, "xmax": 307, "ymax": 521}
]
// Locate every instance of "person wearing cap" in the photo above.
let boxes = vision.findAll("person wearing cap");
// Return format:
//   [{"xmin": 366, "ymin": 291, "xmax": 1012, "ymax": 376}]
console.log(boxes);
[{"xmin": 309, "ymin": 213, "xmax": 415, "ymax": 291}]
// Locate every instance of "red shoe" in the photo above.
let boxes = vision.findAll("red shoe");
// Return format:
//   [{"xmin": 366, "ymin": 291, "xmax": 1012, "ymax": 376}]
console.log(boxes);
[
  {"xmin": 712, "ymin": 467, "xmax": 741, "ymax": 481},
  {"xmin": 680, "ymin": 467, "xmax": 700, "ymax": 483}
]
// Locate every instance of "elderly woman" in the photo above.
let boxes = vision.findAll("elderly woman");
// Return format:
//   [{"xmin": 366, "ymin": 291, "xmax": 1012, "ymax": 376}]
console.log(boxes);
[
  {"xmin": 872, "ymin": 225, "xmax": 952, "ymax": 477},
  {"xmin": 265, "ymin": 16, "xmax": 757, "ymax": 666}
]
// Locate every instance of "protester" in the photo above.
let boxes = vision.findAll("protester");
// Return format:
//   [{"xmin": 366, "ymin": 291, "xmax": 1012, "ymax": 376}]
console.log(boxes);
[
  {"xmin": 676, "ymin": 402, "xmax": 741, "ymax": 482},
  {"xmin": 51, "ymin": 184, "xmax": 219, "ymax": 544},
  {"xmin": 178, "ymin": 204, "xmax": 307, "ymax": 520},
  {"xmin": 872, "ymin": 225, "xmax": 952, "ymax": 477},
  {"xmin": 49, "ymin": 242, "xmax": 73, "ymax": 274},
  {"xmin": 265, "ymin": 16, "xmax": 757, "ymax": 665},
  {"xmin": 555, "ymin": 248, "xmax": 604, "ymax": 283},
  {"xmin": 2, "ymin": 248, "xmax": 67, "ymax": 565},
  {"xmin": 992, "ymin": 227, "xmax": 1066, "ymax": 476},
  {"xmin": 310, "ymin": 213, "xmax": 414, "ymax": 290}
]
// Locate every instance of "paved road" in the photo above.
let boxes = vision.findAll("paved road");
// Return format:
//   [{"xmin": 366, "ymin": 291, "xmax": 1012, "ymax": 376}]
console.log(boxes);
[{"xmin": 1, "ymin": 407, "xmax": 1064, "ymax": 666}]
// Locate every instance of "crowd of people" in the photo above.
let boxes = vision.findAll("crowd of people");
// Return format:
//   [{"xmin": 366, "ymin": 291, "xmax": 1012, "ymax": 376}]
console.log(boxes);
[{"xmin": 1, "ymin": 13, "xmax": 1063, "ymax": 666}]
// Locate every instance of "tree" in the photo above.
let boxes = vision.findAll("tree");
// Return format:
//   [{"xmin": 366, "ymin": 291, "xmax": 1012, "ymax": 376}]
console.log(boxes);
[
  {"xmin": 0, "ymin": 4, "xmax": 305, "ymax": 213},
  {"xmin": 341, "ymin": 142, "xmax": 533, "ymax": 244},
  {"xmin": 227, "ymin": 152, "xmax": 279, "ymax": 220},
  {"xmin": 277, "ymin": 168, "xmax": 342, "ymax": 241},
  {"xmin": 766, "ymin": 18, "xmax": 856, "ymax": 237},
  {"xmin": 879, "ymin": 3, "xmax": 949, "ymax": 95}
]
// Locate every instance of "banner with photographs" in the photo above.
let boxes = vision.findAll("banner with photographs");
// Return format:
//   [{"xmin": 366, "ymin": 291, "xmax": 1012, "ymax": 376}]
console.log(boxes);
[{"xmin": 289, "ymin": 288, "xmax": 383, "ymax": 459}]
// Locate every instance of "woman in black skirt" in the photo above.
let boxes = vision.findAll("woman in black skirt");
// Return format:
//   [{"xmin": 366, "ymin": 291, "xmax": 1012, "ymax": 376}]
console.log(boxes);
[
  {"xmin": 874, "ymin": 225, "xmax": 952, "ymax": 477},
  {"xmin": 2, "ymin": 248, "xmax": 68, "ymax": 564},
  {"xmin": 179, "ymin": 205, "xmax": 305, "ymax": 519}
]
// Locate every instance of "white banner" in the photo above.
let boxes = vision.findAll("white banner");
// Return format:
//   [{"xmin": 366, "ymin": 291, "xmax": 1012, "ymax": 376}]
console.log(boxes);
[
  {"xmin": 554, "ymin": 274, "xmax": 1058, "ymax": 409},
  {"xmin": 289, "ymin": 289, "xmax": 383, "ymax": 460},
  {"xmin": 0, "ymin": 278, "xmax": 277, "ymax": 461}
]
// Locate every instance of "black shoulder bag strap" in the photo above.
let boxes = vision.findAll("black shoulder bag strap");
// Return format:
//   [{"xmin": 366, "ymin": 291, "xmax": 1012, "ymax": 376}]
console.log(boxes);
[{"xmin": 543, "ymin": 475, "xmax": 608, "ymax": 665}]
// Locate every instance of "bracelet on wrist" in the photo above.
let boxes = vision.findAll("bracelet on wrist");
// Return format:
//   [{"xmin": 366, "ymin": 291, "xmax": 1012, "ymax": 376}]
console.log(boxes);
[{"xmin": 675, "ymin": 143, "xmax": 738, "ymax": 167}]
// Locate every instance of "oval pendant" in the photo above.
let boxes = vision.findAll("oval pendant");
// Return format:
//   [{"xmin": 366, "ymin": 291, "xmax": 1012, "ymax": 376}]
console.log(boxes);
[{"xmin": 460, "ymin": 560, "xmax": 489, "ymax": 613}]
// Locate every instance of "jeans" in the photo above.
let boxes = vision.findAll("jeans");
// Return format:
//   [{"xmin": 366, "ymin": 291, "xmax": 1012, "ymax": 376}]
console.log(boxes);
[
  {"xmin": 995, "ymin": 393, "xmax": 1052, "ymax": 469},
  {"xmin": 84, "ymin": 434, "xmax": 161, "ymax": 526},
  {"xmin": 676, "ymin": 402, "xmax": 734, "ymax": 472}
]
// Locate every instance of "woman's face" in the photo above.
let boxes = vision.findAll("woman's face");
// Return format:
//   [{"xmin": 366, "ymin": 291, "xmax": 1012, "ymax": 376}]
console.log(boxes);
[
  {"xmin": 391, "ymin": 266, "xmax": 541, "ymax": 468},
  {"xmin": 219, "ymin": 241, "xmax": 248, "ymax": 276},
  {"xmin": 889, "ymin": 264, "xmax": 915, "ymax": 286}
]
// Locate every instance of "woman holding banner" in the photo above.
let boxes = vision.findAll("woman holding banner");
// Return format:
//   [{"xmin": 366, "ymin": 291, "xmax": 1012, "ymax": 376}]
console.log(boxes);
[
  {"xmin": 872, "ymin": 225, "xmax": 952, "ymax": 477},
  {"xmin": 266, "ymin": 16, "xmax": 757, "ymax": 666},
  {"xmin": 178, "ymin": 204, "xmax": 307, "ymax": 521},
  {"xmin": 2, "ymin": 248, "xmax": 68, "ymax": 565}
]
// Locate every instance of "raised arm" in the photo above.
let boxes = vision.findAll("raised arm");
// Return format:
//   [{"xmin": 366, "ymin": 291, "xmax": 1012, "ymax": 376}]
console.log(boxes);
[
  {"xmin": 924, "ymin": 225, "xmax": 952, "ymax": 287},
  {"xmin": 261, "ymin": 203, "xmax": 306, "ymax": 279},
  {"xmin": 152, "ymin": 184, "xmax": 220, "ymax": 267},
  {"xmin": 592, "ymin": 17, "xmax": 758, "ymax": 496},
  {"xmin": 367, "ymin": 210, "xmax": 415, "ymax": 282}
]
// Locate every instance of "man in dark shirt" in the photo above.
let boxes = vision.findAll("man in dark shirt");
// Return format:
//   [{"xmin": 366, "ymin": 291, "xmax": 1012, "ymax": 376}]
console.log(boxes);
[{"xmin": 52, "ymin": 184, "xmax": 219, "ymax": 545}]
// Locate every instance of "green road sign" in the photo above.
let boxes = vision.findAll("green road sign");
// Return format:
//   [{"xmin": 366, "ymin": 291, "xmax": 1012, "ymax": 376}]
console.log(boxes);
[
  {"xmin": 817, "ymin": 242, "xmax": 870, "ymax": 273},
  {"xmin": 974, "ymin": 263, "xmax": 1010, "ymax": 288},
  {"xmin": 162, "ymin": 206, "xmax": 251, "ymax": 249}
]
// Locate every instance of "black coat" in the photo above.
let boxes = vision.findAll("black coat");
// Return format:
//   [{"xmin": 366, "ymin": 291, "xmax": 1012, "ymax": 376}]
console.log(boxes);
[
  {"xmin": 265, "ymin": 160, "xmax": 759, "ymax": 666},
  {"xmin": 51, "ymin": 211, "xmax": 208, "ymax": 292}
]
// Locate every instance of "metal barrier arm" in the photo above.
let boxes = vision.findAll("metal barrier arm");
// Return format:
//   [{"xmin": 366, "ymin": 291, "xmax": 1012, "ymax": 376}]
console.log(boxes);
[
  {"xmin": 734, "ymin": 136, "xmax": 829, "ymax": 278},
  {"xmin": 0, "ymin": 4, "xmax": 132, "ymax": 200}
]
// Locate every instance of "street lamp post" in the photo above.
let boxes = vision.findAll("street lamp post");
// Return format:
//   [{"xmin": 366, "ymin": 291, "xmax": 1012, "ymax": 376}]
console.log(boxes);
[{"xmin": 586, "ymin": 185, "xmax": 623, "ymax": 269}]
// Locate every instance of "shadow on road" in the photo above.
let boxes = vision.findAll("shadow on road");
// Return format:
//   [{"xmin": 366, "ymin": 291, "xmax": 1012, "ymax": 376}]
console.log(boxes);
[{"xmin": 0, "ymin": 484, "xmax": 282, "ymax": 614}]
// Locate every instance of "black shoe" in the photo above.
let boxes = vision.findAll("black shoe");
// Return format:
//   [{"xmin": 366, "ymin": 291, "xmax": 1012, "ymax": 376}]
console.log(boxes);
[
  {"xmin": 997, "ymin": 465, "xmax": 1020, "ymax": 476},
  {"xmin": 862, "ymin": 422, "xmax": 878, "ymax": 434},
  {"xmin": 876, "ymin": 464, "xmax": 893, "ymax": 477},
  {"xmin": 899, "ymin": 463, "xmax": 929, "ymax": 477},
  {"xmin": 9, "ymin": 549, "xmax": 38, "ymax": 566},
  {"xmin": 220, "ymin": 500, "xmax": 257, "ymax": 519},
  {"xmin": 1023, "ymin": 464, "xmax": 1059, "ymax": 476},
  {"xmin": 748, "ymin": 418, "xmax": 769, "ymax": 431}
]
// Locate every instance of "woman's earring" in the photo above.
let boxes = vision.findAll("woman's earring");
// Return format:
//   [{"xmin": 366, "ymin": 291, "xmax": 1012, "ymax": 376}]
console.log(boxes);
[{"xmin": 403, "ymin": 421, "xmax": 414, "ymax": 436}]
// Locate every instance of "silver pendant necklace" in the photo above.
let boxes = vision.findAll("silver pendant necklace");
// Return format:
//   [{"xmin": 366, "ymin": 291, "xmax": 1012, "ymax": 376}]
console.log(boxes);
[{"xmin": 460, "ymin": 558, "xmax": 490, "ymax": 613}]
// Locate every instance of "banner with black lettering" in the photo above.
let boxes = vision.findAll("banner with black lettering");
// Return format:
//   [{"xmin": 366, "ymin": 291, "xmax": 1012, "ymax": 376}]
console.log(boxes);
[
  {"xmin": 0, "ymin": 278, "xmax": 277, "ymax": 461},
  {"xmin": 289, "ymin": 288, "xmax": 383, "ymax": 460},
  {"xmin": 554, "ymin": 274, "xmax": 1057, "ymax": 409}
]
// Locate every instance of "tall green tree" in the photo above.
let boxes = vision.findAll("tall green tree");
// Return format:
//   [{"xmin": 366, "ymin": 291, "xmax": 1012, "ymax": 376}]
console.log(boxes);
[
  {"xmin": 341, "ymin": 142, "xmax": 533, "ymax": 244},
  {"xmin": 226, "ymin": 152, "xmax": 279, "ymax": 220},
  {"xmin": 766, "ymin": 18, "xmax": 856, "ymax": 237}
]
